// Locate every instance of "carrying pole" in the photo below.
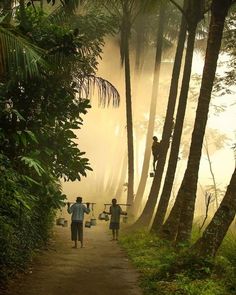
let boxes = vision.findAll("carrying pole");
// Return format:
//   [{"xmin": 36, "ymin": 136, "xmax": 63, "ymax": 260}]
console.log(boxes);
[{"xmin": 104, "ymin": 203, "xmax": 131, "ymax": 206}]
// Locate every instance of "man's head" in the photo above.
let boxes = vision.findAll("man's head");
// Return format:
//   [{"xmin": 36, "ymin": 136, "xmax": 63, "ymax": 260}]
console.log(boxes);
[
  {"xmin": 112, "ymin": 198, "xmax": 117, "ymax": 205},
  {"xmin": 76, "ymin": 196, "xmax": 82, "ymax": 203},
  {"xmin": 153, "ymin": 136, "xmax": 158, "ymax": 141}
]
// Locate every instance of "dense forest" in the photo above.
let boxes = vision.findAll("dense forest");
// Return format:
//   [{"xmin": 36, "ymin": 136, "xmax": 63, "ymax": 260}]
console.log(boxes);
[{"xmin": 0, "ymin": 0, "xmax": 236, "ymax": 294}]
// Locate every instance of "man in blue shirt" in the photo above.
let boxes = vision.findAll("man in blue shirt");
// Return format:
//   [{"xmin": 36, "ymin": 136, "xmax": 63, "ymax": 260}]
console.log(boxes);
[{"xmin": 67, "ymin": 197, "xmax": 90, "ymax": 248}]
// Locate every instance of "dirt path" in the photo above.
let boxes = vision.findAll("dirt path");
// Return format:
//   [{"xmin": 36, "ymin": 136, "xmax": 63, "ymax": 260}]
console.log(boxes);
[{"xmin": 4, "ymin": 222, "xmax": 143, "ymax": 295}]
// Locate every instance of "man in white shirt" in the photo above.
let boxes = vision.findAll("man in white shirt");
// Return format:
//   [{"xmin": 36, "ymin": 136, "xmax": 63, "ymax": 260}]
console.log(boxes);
[{"xmin": 67, "ymin": 197, "xmax": 90, "ymax": 248}]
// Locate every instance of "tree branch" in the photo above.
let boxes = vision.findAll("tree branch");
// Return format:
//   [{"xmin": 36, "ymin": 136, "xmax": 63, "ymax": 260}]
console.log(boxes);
[{"xmin": 168, "ymin": 0, "xmax": 192, "ymax": 27}]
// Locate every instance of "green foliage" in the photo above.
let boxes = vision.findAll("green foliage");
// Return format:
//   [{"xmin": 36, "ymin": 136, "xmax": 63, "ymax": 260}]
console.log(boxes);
[
  {"xmin": 216, "ymin": 231, "xmax": 236, "ymax": 293},
  {"xmin": 120, "ymin": 230, "xmax": 233, "ymax": 295},
  {"xmin": 0, "ymin": 15, "xmax": 47, "ymax": 80},
  {"xmin": 0, "ymin": 153, "xmax": 65, "ymax": 282},
  {"xmin": 0, "ymin": 2, "xmax": 117, "ymax": 286}
]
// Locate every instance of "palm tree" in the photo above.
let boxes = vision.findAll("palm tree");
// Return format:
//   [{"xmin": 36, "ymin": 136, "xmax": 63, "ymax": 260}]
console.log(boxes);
[
  {"xmin": 172, "ymin": 0, "xmax": 234, "ymax": 244},
  {"xmin": 92, "ymin": 0, "xmax": 153, "ymax": 206},
  {"xmin": 152, "ymin": 0, "xmax": 206, "ymax": 233},
  {"xmin": 134, "ymin": 0, "xmax": 204, "ymax": 228},
  {"xmin": 121, "ymin": 0, "xmax": 135, "ymax": 206}
]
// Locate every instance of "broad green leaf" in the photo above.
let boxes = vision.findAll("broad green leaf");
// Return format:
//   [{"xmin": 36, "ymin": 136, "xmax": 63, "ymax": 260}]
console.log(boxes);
[{"xmin": 20, "ymin": 156, "xmax": 45, "ymax": 176}]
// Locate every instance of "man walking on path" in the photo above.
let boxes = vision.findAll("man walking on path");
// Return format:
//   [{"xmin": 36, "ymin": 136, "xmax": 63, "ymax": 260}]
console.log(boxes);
[
  {"xmin": 67, "ymin": 197, "xmax": 90, "ymax": 248},
  {"xmin": 104, "ymin": 198, "xmax": 127, "ymax": 241}
]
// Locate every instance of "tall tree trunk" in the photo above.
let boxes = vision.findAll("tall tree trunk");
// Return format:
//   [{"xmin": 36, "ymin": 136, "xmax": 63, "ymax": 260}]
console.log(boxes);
[
  {"xmin": 175, "ymin": 0, "xmax": 232, "ymax": 244},
  {"xmin": 151, "ymin": 6, "xmax": 187, "ymax": 232},
  {"xmin": 115, "ymin": 154, "xmax": 127, "ymax": 200},
  {"xmin": 157, "ymin": 0, "xmax": 206, "ymax": 240},
  {"xmin": 132, "ymin": 1, "xmax": 166, "ymax": 216},
  {"xmin": 134, "ymin": 1, "xmax": 198, "ymax": 228},
  {"xmin": 123, "ymin": 3, "xmax": 134, "ymax": 206},
  {"xmin": 192, "ymin": 167, "xmax": 236, "ymax": 257},
  {"xmin": 153, "ymin": 24, "xmax": 197, "ymax": 235},
  {"xmin": 158, "ymin": 29, "xmax": 198, "ymax": 241}
]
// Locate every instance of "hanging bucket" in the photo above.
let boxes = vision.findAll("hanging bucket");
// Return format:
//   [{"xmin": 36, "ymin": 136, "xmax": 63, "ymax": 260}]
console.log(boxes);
[
  {"xmin": 85, "ymin": 221, "xmax": 91, "ymax": 228},
  {"xmin": 63, "ymin": 220, "xmax": 68, "ymax": 227},
  {"xmin": 90, "ymin": 218, "xmax": 97, "ymax": 226},
  {"xmin": 98, "ymin": 213, "xmax": 106, "ymax": 220},
  {"xmin": 56, "ymin": 218, "xmax": 65, "ymax": 226},
  {"xmin": 104, "ymin": 214, "xmax": 109, "ymax": 221},
  {"xmin": 150, "ymin": 172, "xmax": 155, "ymax": 177},
  {"xmin": 123, "ymin": 216, "xmax": 128, "ymax": 223}
]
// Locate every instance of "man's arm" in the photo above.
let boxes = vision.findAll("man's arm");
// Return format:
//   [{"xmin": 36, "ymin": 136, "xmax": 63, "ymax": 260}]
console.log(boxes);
[
  {"xmin": 103, "ymin": 206, "xmax": 112, "ymax": 215},
  {"xmin": 67, "ymin": 202, "xmax": 72, "ymax": 214},
  {"xmin": 83, "ymin": 203, "xmax": 90, "ymax": 214},
  {"xmin": 119, "ymin": 206, "xmax": 127, "ymax": 216}
]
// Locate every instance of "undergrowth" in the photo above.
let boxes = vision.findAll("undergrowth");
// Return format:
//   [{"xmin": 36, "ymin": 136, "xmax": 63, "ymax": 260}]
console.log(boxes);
[{"xmin": 120, "ymin": 230, "xmax": 236, "ymax": 295}]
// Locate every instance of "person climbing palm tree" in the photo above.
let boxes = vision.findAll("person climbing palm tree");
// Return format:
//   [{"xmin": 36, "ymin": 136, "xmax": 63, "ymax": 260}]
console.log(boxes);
[{"xmin": 152, "ymin": 136, "xmax": 161, "ymax": 172}]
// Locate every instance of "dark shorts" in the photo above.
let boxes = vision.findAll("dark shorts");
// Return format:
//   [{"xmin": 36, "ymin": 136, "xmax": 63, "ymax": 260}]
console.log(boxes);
[
  {"xmin": 71, "ymin": 221, "xmax": 83, "ymax": 241},
  {"xmin": 109, "ymin": 222, "xmax": 120, "ymax": 230}
]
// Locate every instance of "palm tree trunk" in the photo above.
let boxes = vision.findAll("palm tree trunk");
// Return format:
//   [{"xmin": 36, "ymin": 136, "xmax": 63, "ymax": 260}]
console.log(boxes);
[
  {"xmin": 132, "ymin": 1, "xmax": 166, "ymax": 216},
  {"xmin": 123, "ymin": 3, "xmax": 134, "ymax": 206},
  {"xmin": 175, "ymin": 0, "xmax": 232, "ymax": 244},
  {"xmin": 156, "ymin": 0, "xmax": 211, "ymax": 240},
  {"xmin": 152, "ymin": 23, "xmax": 197, "ymax": 235},
  {"xmin": 115, "ymin": 154, "xmax": 127, "ymax": 200},
  {"xmin": 135, "ymin": 3, "xmax": 198, "ymax": 229},
  {"xmin": 132, "ymin": 2, "xmax": 167, "ymax": 224},
  {"xmin": 192, "ymin": 167, "xmax": 236, "ymax": 257},
  {"xmin": 150, "ymin": 7, "xmax": 187, "ymax": 232},
  {"xmin": 158, "ymin": 28, "xmax": 204, "ymax": 241}
]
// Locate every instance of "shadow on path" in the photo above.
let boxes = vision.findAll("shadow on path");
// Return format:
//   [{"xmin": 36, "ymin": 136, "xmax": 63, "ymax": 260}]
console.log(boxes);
[{"xmin": 4, "ymin": 223, "xmax": 142, "ymax": 295}]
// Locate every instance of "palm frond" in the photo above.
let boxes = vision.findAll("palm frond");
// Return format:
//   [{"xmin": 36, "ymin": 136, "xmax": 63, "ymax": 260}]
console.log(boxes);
[
  {"xmin": 0, "ymin": 25, "xmax": 47, "ymax": 79},
  {"xmin": 75, "ymin": 75, "xmax": 120, "ymax": 107},
  {"xmin": 47, "ymin": 0, "xmax": 83, "ymax": 13}
]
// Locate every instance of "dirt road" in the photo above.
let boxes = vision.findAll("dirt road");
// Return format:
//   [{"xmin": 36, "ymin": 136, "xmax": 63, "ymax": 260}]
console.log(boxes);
[{"xmin": 4, "ymin": 222, "xmax": 143, "ymax": 295}]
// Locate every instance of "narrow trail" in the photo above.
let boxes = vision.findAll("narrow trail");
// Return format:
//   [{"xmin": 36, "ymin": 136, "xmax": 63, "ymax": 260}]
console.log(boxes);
[{"xmin": 4, "ymin": 222, "xmax": 143, "ymax": 295}]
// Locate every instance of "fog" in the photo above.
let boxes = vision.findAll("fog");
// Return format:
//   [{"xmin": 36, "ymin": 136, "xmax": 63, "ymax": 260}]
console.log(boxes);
[{"xmin": 62, "ymin": 37, "xmax": 236, "ymax": 218}]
